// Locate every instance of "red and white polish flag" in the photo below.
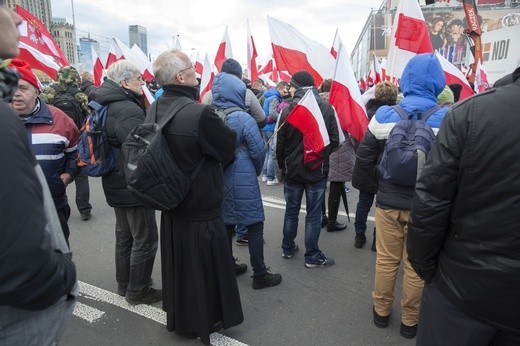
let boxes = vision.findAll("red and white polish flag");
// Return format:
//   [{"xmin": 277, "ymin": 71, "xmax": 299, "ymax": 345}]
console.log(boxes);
[
  {"xmin": 286, "ymin": 89, "xmax": 330, "ymax": 156},
  {"xmin": 195, "ymin": 52, "xmax": 203, "ymax": 78},
  {"xmin": 435, "ymin": 52, "xmax": 474, "ymax": 101},
  {"xmin": 105, "ymin": 38, "xmax": 125, "ymax": 69},
  {"xmin": 385, "ymin": 0, "xmax": 433, "ymax": 80},
  {"xmin": 199, "ymin": 53, "xmax": 215, "ymax": 102},
  {"xmin": 268, "ymin": 16, "xmax": 334, "ymax": 87},
  {"xmin": 247, "ymin": 19, "xmax": 259, "ymax": 82},
  {"xmin": 329, "ymin": 41, "xmax": 369, "ymax": 142},
  {"xmin": 367, "ymin": 53, "xmax": 382, "ymax": 85},
  {"xmin": 214, "ymin": 27, "xmax": 233, "ymax": 72},
  {"xmin": 330, "ymin": 29, "xmax": 341, "ymax": 59},
  {"xmin": 474, "ymin": 60, "xmax": 490, "ymax": 93},
  {"xmin": 91, "ymin": 48, "xmax": 104, "ymax": 87}
]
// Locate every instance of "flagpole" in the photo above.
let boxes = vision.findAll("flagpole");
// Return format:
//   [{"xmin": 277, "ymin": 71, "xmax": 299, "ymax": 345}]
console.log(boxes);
[{"xmin": 71, "ymin": 0, "xmax": 79, "ymax": 68}]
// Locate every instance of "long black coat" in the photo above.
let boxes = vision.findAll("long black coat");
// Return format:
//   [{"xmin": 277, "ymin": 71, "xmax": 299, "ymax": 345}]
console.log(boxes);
[
  {"xmin": 156, "ymin": 85, "xmax": 243, "ymax": 345},
  {"xmin": 407, "ymin": 73, "xmax": 520, "ymax": 335}
]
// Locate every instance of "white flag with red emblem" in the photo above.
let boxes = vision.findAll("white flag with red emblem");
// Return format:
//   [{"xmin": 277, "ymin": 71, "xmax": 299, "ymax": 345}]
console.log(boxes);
[
  {"xmin": 199, "ymin": 53, "xmax": 215, "ymax": 102},
  {"xmin": 214, "ymin": 27, "xmax": 233, "ymax": 72},
  {"xmin": 435, "ymin": 52, "xmax": 474, "ymax": 101},
  {"xmin": 268, "ymin": 16, "xmax": 334, "ymax": 87},
  {"xmin": 329, "ymin": 42, "xmax": 369, "ymax": 142},
  {"xmin": 386, "ymin": 0, "xmax": 433, "ymax": 79},
  {"xmin": 16, "ymin": 5, "xmax": 67, "ymax": 78}
]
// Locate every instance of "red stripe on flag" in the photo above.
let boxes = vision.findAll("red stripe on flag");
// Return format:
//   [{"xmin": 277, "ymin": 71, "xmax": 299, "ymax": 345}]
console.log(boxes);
[
  {"xmin": 271, "ymin": 43, "xmax": 322, "ymax": 86},
  {"xmin": 329, "ymin": 82, "xmax": 368, "ymax": 141}
]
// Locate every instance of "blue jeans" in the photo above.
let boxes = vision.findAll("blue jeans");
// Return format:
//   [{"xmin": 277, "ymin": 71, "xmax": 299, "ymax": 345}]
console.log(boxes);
[
  {"xmin": 114, "ymin": 207, "xmax": 158, "ymax": 298},
  {"xmin": 354, "ymin": 190, "xmax": 375, "ymax": 235},
  {"xmin": 282, "ymin": 178, "xmax": 327, "ymax": 263},
  {"xmin": 226, "ymin": 222, "xmax": 267, "ymax": 276},
  {"xmin": 235, "ymin": 224, "xmax": 247, "ymax": 241},
  {"xmin": 0, "ymin": 295, "xmax": 75, "ymax": 345},
  {"xmin": 261, "ymin": 131, "xmax": 275, "ymax": 180}
]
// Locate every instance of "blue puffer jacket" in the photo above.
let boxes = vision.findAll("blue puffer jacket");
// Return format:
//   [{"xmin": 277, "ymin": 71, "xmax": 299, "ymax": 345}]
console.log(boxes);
[
  {"xmin": 212, "ymin": 72, "xmax": 266, "ymax": 225},
  {"xmin": 356, "ymin": 53, "xmax": 449, "ymax": 210},
  {"xmin": 260, "ymin": 87, "xmax": 279, "ymax": 132}
]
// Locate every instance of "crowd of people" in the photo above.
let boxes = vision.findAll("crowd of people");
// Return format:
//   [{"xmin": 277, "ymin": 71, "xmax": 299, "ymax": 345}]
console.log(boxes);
[{"xmin": 1, "ymin": 1, "xmax": 519, "ymax": 344}]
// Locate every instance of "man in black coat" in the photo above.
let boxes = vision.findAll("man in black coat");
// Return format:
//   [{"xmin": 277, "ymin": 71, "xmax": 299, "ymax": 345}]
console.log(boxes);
[
  {"xmin": 276, "ymin": 71, "xmax": 340, "ymax": 268},
  {"xmin": 152, "ymin": 49, "xmax": 243, "ymax": 345},
  {"xmin": 0, "ymin": 2, "xmax": 76, "ymax": 343},
  {"xmin": 90, "ymin": 60, "xmax": 161, "ymax": 305},
  {"xmin": 407, "ymin": 67, "xmax": 520, "ymax": 345}
]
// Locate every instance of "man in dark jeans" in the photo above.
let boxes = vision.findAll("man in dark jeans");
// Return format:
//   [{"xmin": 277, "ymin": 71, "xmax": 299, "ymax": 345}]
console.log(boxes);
[
  {"xmin": 90, "ymin": 60, "xmax": 161, "ymax": 305},
  {"xmin": 352, "ymin": 81, "xmax": 398, "ymax": 250},
  {"xmin": 276, "ymin": 71, "xmax": 339, "ymax": 268}
]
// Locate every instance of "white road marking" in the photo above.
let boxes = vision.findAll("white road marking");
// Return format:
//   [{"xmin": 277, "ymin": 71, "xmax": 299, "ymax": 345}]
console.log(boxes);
[
  {"xmin": 73, "ymin": 301, "xmax": 105, "ymax": 323},
  {"xmin": 78, "ymin": 281, "xmax": 249, "ymax": 346},
  {"xmin": 261, "ymin": 195, "xmax": 375, "ymax": 221}
]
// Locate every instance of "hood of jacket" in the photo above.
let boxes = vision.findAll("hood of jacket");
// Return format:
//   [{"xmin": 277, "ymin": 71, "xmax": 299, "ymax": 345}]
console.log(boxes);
[
  {"xmin": 212, "ymin": 72, "xmax": 246, "ymax": 110},
  {"xmin": 263, "ymin": 86, "xmax": 280, "ymax": 100},
  {"xmin": 90, "ymin": 79, "xmax": 143, "ymax": 106},
  {"xmin": 399, "ymin": 53, "xmax": 445, "ymax": 101}
]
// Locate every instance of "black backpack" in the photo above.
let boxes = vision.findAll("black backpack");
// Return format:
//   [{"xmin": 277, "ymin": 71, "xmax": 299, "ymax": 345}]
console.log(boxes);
[
  {"xmin": 51, "ymin": 84, "xmax": 85, "ymax": 128},
  {"xmin": 121, "ymin": 97, "xmax": 205, "ymax": 211}
]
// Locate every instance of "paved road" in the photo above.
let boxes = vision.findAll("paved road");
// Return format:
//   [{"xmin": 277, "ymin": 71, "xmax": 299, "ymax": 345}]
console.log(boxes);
[{"xmin": 61, "ymin": 178, "xmax": 414, "ymax": 346}]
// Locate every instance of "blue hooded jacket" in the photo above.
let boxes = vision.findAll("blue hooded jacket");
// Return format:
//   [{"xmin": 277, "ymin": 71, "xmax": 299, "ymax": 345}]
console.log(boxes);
[
  {"xmin": 260, "ymin": 87, "xmax": 281, "ymax": 132},
  {"xmin": 212, "ymin": 72, "xmax": 266, "ymax": 225},
  {"xmin": 357, "ymin": 53, "xmax": 449, "ymax": 210}
]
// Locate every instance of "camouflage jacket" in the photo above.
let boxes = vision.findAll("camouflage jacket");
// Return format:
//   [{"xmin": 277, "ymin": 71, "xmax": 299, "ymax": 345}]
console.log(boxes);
[
  {"xmin": 40, "ymin": 66, "xmax": 90, "ymax": 116},
  {"xmin": 40, "ymin": 84, "xmax": 90, "ymax": 116}
]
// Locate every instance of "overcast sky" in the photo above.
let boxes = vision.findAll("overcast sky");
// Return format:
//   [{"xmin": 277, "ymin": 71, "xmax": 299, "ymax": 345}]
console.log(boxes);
[{"xmin": 51, "ymin": 0, "xmax": 384, "ymax": 65}]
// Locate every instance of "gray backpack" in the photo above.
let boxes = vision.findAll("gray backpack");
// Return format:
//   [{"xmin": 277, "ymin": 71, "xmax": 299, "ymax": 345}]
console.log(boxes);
[{"xmin": 377, "ymin": 105, "xmax": 440, "ymax": 187}]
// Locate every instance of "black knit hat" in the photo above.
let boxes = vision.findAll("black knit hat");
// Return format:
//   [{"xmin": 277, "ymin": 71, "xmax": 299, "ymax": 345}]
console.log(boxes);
[
  {"xmin": 290, "ymin": 71, "xmax": 315, "ymax": 88},
  {"xmin": 221, "ymin": 58, "xmax": 242, "ymax": 79}
]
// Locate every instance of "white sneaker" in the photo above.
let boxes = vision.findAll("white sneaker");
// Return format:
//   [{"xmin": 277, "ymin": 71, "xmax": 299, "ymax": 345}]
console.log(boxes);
[
  {"xmin": 266, "ymin": 179, "xmax": 279, "ymax": 186},
  {"xmin": 261, "ymin": 175, "xmax": 268, "ymax": 182}
]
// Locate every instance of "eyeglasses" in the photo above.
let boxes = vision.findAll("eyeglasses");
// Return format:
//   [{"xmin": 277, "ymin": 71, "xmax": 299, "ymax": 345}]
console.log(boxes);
[
  {"xmin": 128, "ymin": 76, "xmax": 144, "ymax": 83},
  {"xmin": 178, "ymin": 65, "xmax": 195, "ymax": 74}
]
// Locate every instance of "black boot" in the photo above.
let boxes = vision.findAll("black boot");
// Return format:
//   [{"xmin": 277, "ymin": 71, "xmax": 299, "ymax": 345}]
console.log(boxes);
[
  {"xmin": 234, "ymin": 258, "xmax": 247, "ymax": 275},
  {"xmin": 371, "ymin": 228, "xmax": 376, "ymax": 252}
]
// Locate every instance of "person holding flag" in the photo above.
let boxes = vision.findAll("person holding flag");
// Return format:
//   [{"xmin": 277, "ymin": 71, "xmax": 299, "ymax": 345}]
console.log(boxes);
[{"xmin": 276, "ymin": 71, "xmax": 339, "ymax": 268}]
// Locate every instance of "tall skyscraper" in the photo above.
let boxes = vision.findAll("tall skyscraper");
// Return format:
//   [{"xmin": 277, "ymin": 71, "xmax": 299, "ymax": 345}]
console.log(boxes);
[
  {"xmin": 6, "ymin": 0, "xmax": 53, "ymax": 29},
  {"xmin": 51, "ymin": 17, "xmax": 76, "ymax": 66},
  {"xmin": 129, "ymin": 25, "xmax": 148, "ymax": 55},
  {"xmin": 79, "ymin": 37, "xmax": 100, "ymax": 72}
]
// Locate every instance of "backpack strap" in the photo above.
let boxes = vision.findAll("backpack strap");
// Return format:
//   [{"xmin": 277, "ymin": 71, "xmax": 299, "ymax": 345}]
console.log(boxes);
[
  {"xmin": 147, "ymin": 97, "xmax": 205, "ymax": 181},
  {"xmin": 420, "ymin": 105, "xmax": 441, "ymax": 122},
  {"xmin": 393, "ymin": 104, "xmax": 441, "ymax": 122},
  {"xmin": 223, "ymin": 106, "xmax": 244, "ymax": 115},
  {"xmin": 147, "ymin": 96, "xmax": 193, "ymax": 127},
  {"xmin": 392, "ymin": 105, "xmax": 410, "ymax": 120}
]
